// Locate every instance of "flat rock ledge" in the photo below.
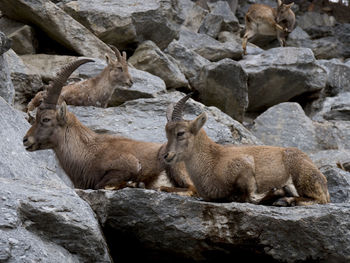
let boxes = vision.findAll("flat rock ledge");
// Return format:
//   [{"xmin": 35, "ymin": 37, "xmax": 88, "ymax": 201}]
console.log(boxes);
[{"xmin": 77, "ymin": 188, "xmax": 350, "ymax": 263}]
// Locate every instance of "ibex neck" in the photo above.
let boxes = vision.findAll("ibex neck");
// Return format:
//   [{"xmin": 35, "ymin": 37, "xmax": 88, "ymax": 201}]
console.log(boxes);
[{"xmin": 54, "ymin": 113, "xmax": 97, "ymax": 188}]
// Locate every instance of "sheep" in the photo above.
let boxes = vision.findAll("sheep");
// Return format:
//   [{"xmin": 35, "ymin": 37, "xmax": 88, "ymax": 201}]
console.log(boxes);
[
  {"xmin": 162, "ymin": 94, "xmax": 330, "ymax": 206},
  {"xmin": 242, "ymin": 0, "xmax": 295, "ymax": 55},
  {"xmin": 23, "ymin": 59, "xmax": 195, "ymax": 193},
  {"xmin": 27, "ymin": 45, "xmax": 133, "ymax": 112}
]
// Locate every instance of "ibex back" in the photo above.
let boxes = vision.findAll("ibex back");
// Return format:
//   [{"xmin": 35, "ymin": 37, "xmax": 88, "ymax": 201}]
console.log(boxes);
[
  {"xmin": 242, "ymin": 0, "xmax": 295, "ymax": 55},
  {"xmin": 163, "ymin": 94, "xmax": 330, "ymax": 206}
]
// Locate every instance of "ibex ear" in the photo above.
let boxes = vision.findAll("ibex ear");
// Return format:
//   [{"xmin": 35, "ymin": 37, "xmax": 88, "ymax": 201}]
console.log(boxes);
[
  {"xmin": 286, "ymin": 2, "xmax": 294, "ymax": 8},
  {"xmin": 56, "ymin": 101, "xmax": 68, "ymax": 125},
  {"xmin": 190, "ymin": 112, "xmax": 207, "ymax": 135},
  {"xmin": 277, "ymin": 0, "xmax": 282, "ymax": 7}
]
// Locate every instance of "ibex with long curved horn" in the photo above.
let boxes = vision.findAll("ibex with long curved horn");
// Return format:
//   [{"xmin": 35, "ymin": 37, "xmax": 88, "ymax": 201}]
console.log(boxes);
[
  {"xmin": 23, "ymin": 59, "xmax": 191, "ymax": 191},
  {"xmin": 163, "ymin": 94, "xmax": 330, "ymax": 206},
  {"xmin": 242, "ymin": 0, "xmax": 295, "ymax": 55},
  {"xmin": 27, "ymin": 45, "xmax": 133, "ymax": 112}
]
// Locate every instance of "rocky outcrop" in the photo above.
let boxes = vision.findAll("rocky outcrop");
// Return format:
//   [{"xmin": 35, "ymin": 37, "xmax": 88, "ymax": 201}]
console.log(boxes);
[
  {"xmin": 61, "ymin": 0, "xmax": 183, "ymax": 50},
  {"xmin": 129, "ymin": 40, "xmax": 188, "ymax": 89},
  {"xmin": 69, "ymin": 91, "xmax": 260, "ymax": 145},
  {"xmin": 77, "ymin": 188, "xmax": 350, "ymax": 262},
  {"xmin": 251, "ymin": 102, "xmax": 341, "ymax": 153},
  {"xmin": 240, "ymin": 47, "xmax": 327, "ymax": 112},
  {"xmin": 197, "ymin": 58, "xmax": 248, "ymax": 122},
  {"xmin": 0, "ymin": 0, "xmax": 115, "ymax": 59},
  {"xmin": 0, "ymin": 32, "xmax": 14, "ymax": 104},
  {"xmin": 0, "ymin": 97, "xmax": 111, "ymax": 262},
  {"xmin": 0, "ymin": 16, "xmax": 37, "ymax": 55},
  {"xmin": 4, "ymin": 49, "xmax": 43, "ymax": 111}
]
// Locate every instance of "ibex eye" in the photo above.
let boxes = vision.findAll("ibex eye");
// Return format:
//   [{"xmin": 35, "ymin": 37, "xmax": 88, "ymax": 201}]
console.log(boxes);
[
  {"xmin": 177, "ymin": 131, "xmax": 185, "ymax": 137},
  {"xmin": 42, "ymin": 118, "xmax": 51, "ymax": 123}
]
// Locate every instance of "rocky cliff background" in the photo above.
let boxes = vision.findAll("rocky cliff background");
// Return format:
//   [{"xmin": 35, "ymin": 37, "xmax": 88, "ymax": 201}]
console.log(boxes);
[{"xmin": 0, "ymin": 0, "xmax": 350, "ymax": 262}]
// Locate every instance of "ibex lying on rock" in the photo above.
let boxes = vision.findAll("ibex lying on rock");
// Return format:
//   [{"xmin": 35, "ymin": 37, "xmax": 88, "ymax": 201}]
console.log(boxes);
[
  {"xmin": 242, "ymin": 0, "xmax": 295, "ymax": 55},
  {"xmin": 163, "ymin": 94, "xmax": 330, "ymax": 206},
  {"xmin": 23, "ymin": 59, "xmax": 192, "ymax": 191},
  {"xmin": 27, "ymin": 46, "xmax": 132, "ymax": 112}
]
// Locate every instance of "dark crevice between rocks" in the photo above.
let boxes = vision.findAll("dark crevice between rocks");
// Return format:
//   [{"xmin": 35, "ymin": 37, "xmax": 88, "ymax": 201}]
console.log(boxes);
[{"xmin": 103, "ymin": 222, "xmax": 280, "ymax": 263}]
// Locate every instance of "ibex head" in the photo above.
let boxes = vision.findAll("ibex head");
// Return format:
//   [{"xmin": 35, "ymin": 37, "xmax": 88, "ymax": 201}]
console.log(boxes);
[
  {"xmin": 23, "ymin": 59, "xmax": 92, "ymax": 151},
  {"xmin": 107, "ymin": 45, "xmax": 133, "ymax": 87},
  {"xmin": 276, "ymin": 0, "xmax": 295, "ymax": 33},
  {"xmin": 163, "ymin": 93, "xmax": 207, "ymax": 164}
]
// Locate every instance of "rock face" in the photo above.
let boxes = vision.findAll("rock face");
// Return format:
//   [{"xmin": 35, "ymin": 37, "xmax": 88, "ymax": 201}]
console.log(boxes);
[
  {"xmin": 0, "ymin": 97, "xmax": 111, "ymax": 262},
  {"xmin": 240, "ymin": 47, "xmax": 327, "ymax": 112},
  {"xmin": 61, "ymin": 0, "xmax": 183, "ymax": 50},
  {"xmin": 251, "ymin": 102, "xmax": 339, "ymax": 153},
  {"xmin": 197, "ymin": 58, "xmax": 248, "ymax": 122},
  {"xmin": 69, "ymin": 91, "xmax": 260, "ymax": 145},
  {"xmin": 0, "ymin": 32, "xmax": 14, "ymax": 104},
  {"xmin": 129, "ymin": 40, "xmax": 188, "ymax": 89},
  {"xmin": 4, "ymin": 49, "xmax": 43, "ymax": 111},
  {"xmin": 177, "ymin": 29, "xmax": 243, "ymax": 61},
  {"xmin": 77, "ymin": 188, "xmax": 350, "ymax": 263},
  {"xmin": 0, "ymin": 0, "xmax": 115, "ymax": 59}
]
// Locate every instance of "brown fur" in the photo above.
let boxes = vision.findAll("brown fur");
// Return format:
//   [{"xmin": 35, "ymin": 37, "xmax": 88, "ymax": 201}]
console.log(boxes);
[
  {"xmin": 23, "ymin": 105, "xmax": 166, "ymax": 189},
  {"xmin": 163, "ymin": 105, "xmax": 330, "ymax": 206},
  {"xmin": 27, "ymin": 49, "xmax": 132, "ymax": 112},
  {"xmin": 242, "ymin": 0, "xmax": 295, "ymax": 55}
]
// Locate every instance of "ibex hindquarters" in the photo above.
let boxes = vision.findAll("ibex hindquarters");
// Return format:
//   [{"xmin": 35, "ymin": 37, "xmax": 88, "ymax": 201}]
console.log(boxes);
[
  {"xmin": 242, "ymin": 0, "xmax": 295, "ymax": 55},
  {"xmin": 280, "ymin": 148, "xmax": 330, "ymax": 206}
]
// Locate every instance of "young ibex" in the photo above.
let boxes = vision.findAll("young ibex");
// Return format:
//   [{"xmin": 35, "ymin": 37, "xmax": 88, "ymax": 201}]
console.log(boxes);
[
  {"xmin": 27, "ymin": 45, "xmax": 133, "ymax": 112},
  {"xmin": 242, "ymin": 0, "xmax": 295, "ymax": 55},
  {"xmin": 163, "ymin": 94, "xmax": 330, "ymax": 206},
  {"xmin": 22, "ymin": 59, "xmax": 171, "ymax": 190}
]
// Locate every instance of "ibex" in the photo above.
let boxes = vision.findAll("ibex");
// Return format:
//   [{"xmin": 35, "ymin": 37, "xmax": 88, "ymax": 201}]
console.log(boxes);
[
  {"xmin": 23, "ymin": 59, "xmax": 195, "ymax": 193},
  {"xmin": 27, "ymin": 46, "xmax": 133, "ymax": 112},
  {"xmin": 242, "ymin": 0, "xmax": 295, "ymax": 55},
  {"xmin": 163, "ymin": 94, "xmax": 330, "ymax": 206}
]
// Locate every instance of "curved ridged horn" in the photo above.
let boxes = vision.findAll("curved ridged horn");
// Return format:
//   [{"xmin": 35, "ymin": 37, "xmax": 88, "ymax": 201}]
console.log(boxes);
[
  {"xmin": 41, "ymin": 58, "xmax": 94, "ymax": 109},
  {"xmin": 171, "ymin": 93, "xmax": 193, "ymax": 122},
  {"xmin": 108, "ymin": 44, "xmax": 123, "ymax": 62}
]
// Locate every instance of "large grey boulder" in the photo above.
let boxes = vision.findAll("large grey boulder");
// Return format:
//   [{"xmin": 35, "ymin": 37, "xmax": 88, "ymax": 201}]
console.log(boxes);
[
  {"xmin": 4, "ymin": 49, "xmax": 43, "ymax": 111},
  {"xmin": 77, "ymin": 188, "xmax": 350, "ymax": 262},
  {"xmin": 317, "ymin": 59, "xmax": 350, "ymax": 96},
  {"xmin": 0, "ymin": 97, "xmax": 111, "ymax": 262},
  {"xmin": 69, "ymin": 91, "xmax": 260, "ymax": 145},
  {"xmin": 165, "ymin": 40, "xmax": 211, "ymax": 88},
  {"xmin": 129, "ymin": 40, "xmax": 188, "ymax": 89},
  {"xmin": 320, "ymin": 167, "xmax": 350, "ymax": 204},
  {"xmin": 240, "ymin": 47, "xmax": 327, "ymax": 112},
  {"xmin": 197, "ymin": 58, "xmax": 248, "ymax": 122},
  {"xmin": 0, "ymin": 32, "xmax": 14, "ymax": 104},
  {"xmin": 310, "ymin": 150, "xmax": 350, "ymax": 170},
  {"xmin": 177, "ymin": 29, "xmax": 243, "ymax": 61},
  {"xmin": 251, "ymin": 102, "xmax": 338, "ymax": 153},
  {"xmin": 0, "ymin": 16, "xmax": 37, "ymax": 55},
  {"xmin": 62, "ymin": 0, "xmax": 183, "ymax": 50},
  {"xmin": 198, "ymin": 1, "xmax": 239, "ymax": 38},
  {"xmin": 178, "ymin": 0, "xmax": 208, "ymax": 32},
  {"xmin": 0, "ymin": 0, "xmax": 115, "ymax": 59},
  {"xmin": 108, "ymin": 67, "xmax": 167, "ymax": 106},
  {"xmin": 311, "ymin": 92, "xmax": 350, "ymax": 122}
]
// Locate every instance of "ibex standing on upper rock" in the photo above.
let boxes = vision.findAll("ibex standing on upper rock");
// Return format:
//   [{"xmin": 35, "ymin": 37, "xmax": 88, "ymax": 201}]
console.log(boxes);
[
  {"xmin": 163, "ymin": 94, "xmax": 330, "ymax": 206},
  {"xmin": 242, "ymin": 0, "xmax": 295, "ymax": 55},
  {"xmin": 22, "ymin": 59, "xmax": 181, "ymax": 190},
  {"xmin": 27, "ymin": 45, "xmax": 133, "ymax": 112}
]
